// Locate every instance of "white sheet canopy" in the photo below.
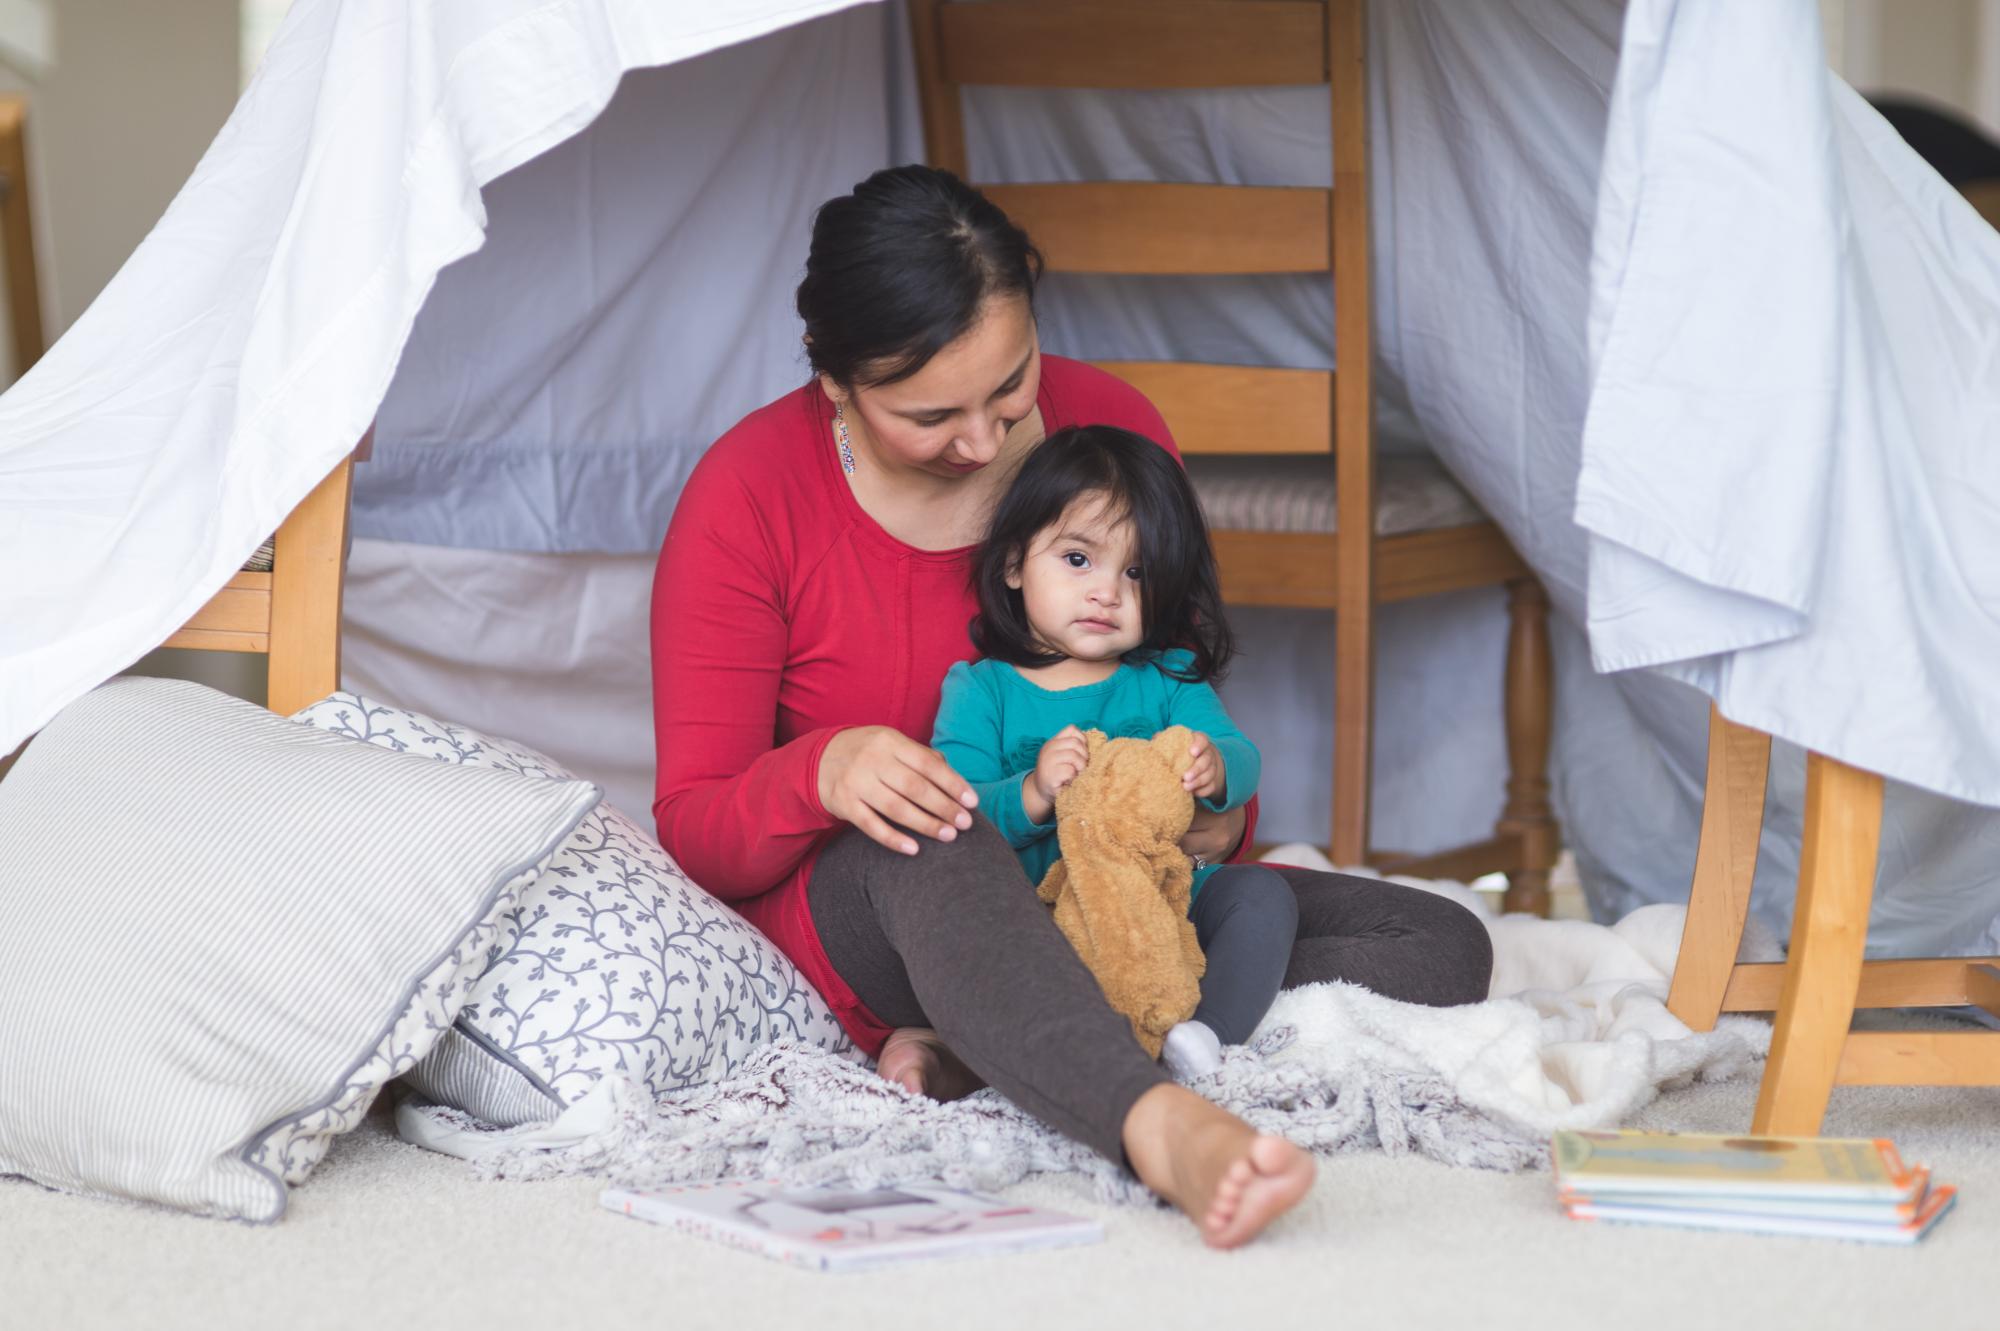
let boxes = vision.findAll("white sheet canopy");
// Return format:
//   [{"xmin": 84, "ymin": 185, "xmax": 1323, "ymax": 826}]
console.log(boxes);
[
  {"xmin": 3, "ymin": 0, "xmax": 1997, "ymax": 951},
  {"xmin": 1582, "ymin": 0, "xmax": 2000, "ymax": 808},
  {"xmin": 0, "ymin": 0, "xmax": 882, "ymax": 741}
]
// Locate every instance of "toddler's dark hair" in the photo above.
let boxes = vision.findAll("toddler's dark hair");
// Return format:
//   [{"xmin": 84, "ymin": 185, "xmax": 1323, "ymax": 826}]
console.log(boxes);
[{"xmin": 970, "ymin": 425, "xmax": 1234, "ymax": 683}]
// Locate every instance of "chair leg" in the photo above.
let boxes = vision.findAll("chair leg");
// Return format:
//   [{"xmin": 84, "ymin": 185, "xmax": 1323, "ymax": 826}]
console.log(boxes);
[
  {"xmin": 1667, "ymin": 704, "xmax": 1772, "ymax": 1031},
  {"xmin": 1328, "ymin": 0, "xmax": 1373, "ymax": 873},
  {"xmin": 1330, "ymin": 598, "xmax": 1371, "ymax": 869},
  {"xmin": 1496, "ymin": 578, "xmax": 1558, "ymax": 916},
  {"xmin": 1752, "ymin": 751, "xmax": 1885, "ymax": 1136}
]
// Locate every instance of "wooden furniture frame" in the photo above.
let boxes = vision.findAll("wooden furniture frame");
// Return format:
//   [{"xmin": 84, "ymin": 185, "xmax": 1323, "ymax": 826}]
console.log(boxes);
[
  {"xmin": 1669, "ymin": 704, "xmax": 2000, "ymax": 1134},
  {"xmin": 908, "ymin": 0, "xmax": 1559, "ymax": 911},
  {"xmin": 1, "ymin": 94, "xmax": 47, "ymax": 373},
  {"xmin": 166, "ymin": 457, "xmax": 355, "ymax": 715}
]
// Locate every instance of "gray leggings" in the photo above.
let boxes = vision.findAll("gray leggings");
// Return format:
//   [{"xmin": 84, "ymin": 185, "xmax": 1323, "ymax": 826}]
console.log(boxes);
[
  {"xmin": 808, "ymin": 815, "xmax": 1492, "ymax": 1163},
  {"xmin": 1190, "ymin": 864, "xmax": 1298, "ymax": 1046}
]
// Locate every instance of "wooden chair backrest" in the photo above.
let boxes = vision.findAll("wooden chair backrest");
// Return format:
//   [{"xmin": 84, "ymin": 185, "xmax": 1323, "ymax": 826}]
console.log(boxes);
[
  {"xmin": 907, "ymin": 0, "xmax": 1370, "ymax": 471},
  {"xmin": 911, "ymin": 1, "xmax": 1381, "ymax": 863},
  {"xmin": 163, "ymin": 456, "xmax": 354, "ymax": 716}
]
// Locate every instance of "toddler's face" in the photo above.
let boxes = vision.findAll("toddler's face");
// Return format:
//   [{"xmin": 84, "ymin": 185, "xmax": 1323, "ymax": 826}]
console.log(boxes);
[{"xmin": 1007, "ymin": 492, "xmax": 1144, "ymax": 663}]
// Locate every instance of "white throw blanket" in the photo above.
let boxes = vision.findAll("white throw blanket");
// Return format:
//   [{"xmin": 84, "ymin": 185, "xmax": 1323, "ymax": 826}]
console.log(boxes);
[
  {"xmin": 397, "ymin": 857, "xmax": 1769, "ymax": 1193},
  {"xmin": 1253, "ymin": 846, "xmax": 1774, "ymax": 1134}
]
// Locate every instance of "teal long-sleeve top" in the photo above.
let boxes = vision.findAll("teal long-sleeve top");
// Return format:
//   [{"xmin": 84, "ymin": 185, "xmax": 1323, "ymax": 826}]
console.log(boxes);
[{"xmin": 929, "ymin": 648, "xmax": 1260, "ymax": 899}]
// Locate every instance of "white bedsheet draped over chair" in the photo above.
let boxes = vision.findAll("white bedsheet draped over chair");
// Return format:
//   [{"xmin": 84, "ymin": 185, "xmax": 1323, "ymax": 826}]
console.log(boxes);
[
  {"xmin": 1582, "ymin": 0, "xmax": 2000, "ymax": 810},
  {"xmin": 5, "ymin": 0, "xmax": 1997, "ymax": 955}
]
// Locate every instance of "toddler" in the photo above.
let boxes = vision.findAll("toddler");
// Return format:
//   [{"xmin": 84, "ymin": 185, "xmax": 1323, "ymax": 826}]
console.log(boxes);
[{"xmin": 931, "ymin": 425, "xmax": 1298, "ymax": 1078}]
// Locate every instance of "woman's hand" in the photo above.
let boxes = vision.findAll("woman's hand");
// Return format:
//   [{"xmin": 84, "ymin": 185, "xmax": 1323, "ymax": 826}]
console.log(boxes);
[
  {"xmin": 1179, "ymin": 803, "xmax": 1246, "ymax": 867},
  {"xmin": 817, "ymin": 725, "xmax": 977, "ymax": 856},
  {"xmin": 1024, "ymin": 725, "xmax": 1089, "ymax": 825}
]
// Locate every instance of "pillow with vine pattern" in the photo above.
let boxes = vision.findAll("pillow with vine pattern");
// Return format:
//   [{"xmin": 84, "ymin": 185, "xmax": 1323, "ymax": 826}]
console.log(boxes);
[{"xmin": 291, "ymin": 693, "xmax": 857, "ymax": 1127}]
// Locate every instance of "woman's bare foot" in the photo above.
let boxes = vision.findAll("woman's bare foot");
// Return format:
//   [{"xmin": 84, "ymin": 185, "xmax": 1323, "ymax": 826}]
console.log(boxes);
[
  {"xmin": 1122, "ymin": 1084, "xmax": 1315, "ymax": 1248},
  {"xmin": 875, "ymin": 1027, "xmax": 985, "ymax": 1101}
]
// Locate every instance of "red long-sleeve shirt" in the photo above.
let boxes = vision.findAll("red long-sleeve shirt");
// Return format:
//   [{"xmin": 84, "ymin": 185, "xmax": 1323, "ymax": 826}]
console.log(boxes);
[{"xmin": 651, "ymin": 356, "xmax": 1253, "ymax": 1056}]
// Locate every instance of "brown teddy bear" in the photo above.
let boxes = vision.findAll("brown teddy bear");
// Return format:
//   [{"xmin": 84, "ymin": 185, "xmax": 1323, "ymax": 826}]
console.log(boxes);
[{"xmin": 1036, "ymin": 725, "xmax": 1207, "ymax": 1057}]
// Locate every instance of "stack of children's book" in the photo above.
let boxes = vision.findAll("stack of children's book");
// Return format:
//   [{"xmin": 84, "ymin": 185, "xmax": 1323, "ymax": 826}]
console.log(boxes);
[{"xmin": 1552, "ymin": 1129, "xmax": 1956, "ymax": 1244}]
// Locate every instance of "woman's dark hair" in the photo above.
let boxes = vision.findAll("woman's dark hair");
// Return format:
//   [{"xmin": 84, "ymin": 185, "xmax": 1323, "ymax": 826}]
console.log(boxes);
[
  {"xmin": 971, "ymin": 425, "xmax": 1235, "ymax": 683},
  {"xmin": 797, "ymin": 165, "xmax": 1043, "ymax": 389}
]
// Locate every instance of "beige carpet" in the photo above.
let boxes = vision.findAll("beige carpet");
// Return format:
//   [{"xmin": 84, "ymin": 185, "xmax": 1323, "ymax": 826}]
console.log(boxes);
[{"xmin": 6, "ymin": 1051, "xmax": 1999, "ymax": 1331}]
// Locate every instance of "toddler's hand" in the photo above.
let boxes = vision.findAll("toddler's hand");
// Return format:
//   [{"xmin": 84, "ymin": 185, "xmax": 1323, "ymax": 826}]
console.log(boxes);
[
  {"xmin": 1182, "ymin": 732, "xmax": 1225, "ymax": 801},
  {"xmin": 1028, "ymin": 725, "xmax": 1090, "ymax": 822}
]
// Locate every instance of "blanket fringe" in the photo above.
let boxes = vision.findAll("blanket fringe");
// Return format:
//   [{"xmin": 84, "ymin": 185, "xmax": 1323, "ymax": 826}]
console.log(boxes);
[
  {"xmin": 403, "ymin": 981, "xmax": 1761, "ymax": 1203},
  {"xmin": 413, "ymin": 1031, "xmax": 1554, "ymax": 1202}
]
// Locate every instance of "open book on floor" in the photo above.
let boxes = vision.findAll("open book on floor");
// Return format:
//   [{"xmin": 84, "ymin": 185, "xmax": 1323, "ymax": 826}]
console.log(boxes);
[{"xmin": 602, "ymin": 1179, "xmax": 1104, "ymax": 1272}]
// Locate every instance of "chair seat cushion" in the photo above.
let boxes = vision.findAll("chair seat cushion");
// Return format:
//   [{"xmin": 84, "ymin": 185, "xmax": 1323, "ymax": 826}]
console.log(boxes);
[
  {"xmin": 240, "ymin": 538, "xmax": 275, "ymax": 573},
  {"xmin": 1184, "ymin": 453, "xmax": 1486, "ymax": 535}
]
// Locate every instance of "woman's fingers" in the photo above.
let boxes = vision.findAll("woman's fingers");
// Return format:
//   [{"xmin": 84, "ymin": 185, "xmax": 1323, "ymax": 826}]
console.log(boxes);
[
  {"xmin": 851, "ymin": 804, "xmax": 920, "ymax": 857},
  {"xmin": 1180, "ymin": 803, "xmax": 1247, "ymax": 861},
  {"xmin": 909, "ymin": 744, "xmax": 979, "ymax": 810},
  {"xmin": 870, "ymin": 786, "xmax": 963, "ymax": 846},
  {"xmin": 883, "ymin": 762, "xmax": 973, "ymax": 838},
  {"xmin": 820, "ymin": 727, "xmax": 981, "ymax": 853}
]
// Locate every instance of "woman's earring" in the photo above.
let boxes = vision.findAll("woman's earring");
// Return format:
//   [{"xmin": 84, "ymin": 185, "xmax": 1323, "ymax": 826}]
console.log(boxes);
[{"xmin": 834, "ymin": 401, "xmax": 857, "ymax": 476}]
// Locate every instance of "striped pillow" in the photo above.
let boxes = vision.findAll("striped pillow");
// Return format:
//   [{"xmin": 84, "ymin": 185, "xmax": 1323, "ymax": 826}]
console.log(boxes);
[{"xmin": 0, "ymin": 678, "xmax": 599, "ymax": 1221}]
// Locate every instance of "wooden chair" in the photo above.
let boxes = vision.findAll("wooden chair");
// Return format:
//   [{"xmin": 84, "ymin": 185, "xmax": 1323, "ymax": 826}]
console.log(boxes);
[
  {"xmin": 908, "ymin": 0, "xmax": 1560, "ymax": 912},
  {"xmin": 164, "ymin": 455, "xmax": 355, "ymax": 716},
  {"xmin": 1668, "ymin": 704, "xmax": 2000, "ymax": 1134},
  {"xmin": 1, "ymin": 94, "xmax": 47, "ymax": 375}
]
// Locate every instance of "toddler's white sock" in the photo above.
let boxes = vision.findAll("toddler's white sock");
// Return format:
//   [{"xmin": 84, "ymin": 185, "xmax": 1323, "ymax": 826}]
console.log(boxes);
[{"xmin": 1161, "ymin": 1020, "xmax": 1223, "ymax": 1081}]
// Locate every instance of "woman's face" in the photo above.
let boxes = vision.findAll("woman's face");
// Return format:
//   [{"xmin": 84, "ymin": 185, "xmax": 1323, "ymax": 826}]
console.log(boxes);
[{"xmin": 826, "ymin": 294, "xmax": 1041, "ymax": 482}]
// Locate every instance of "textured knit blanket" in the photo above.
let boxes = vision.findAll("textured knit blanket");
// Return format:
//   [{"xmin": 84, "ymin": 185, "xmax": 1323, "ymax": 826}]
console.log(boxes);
[{"xmin": 396, "ymin": 885, "xmax": 1769, "ymax": 1201}]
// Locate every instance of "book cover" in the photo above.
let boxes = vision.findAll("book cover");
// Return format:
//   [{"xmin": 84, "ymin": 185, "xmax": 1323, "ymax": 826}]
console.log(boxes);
[
  {"xmin": 1558, "ymin": 1167, "xmax": 1933, "ymax": 1224},
  {"xmin": 1564, "ymin": 1182, "xmax": 1956, "ymax": 1244},
  {"xmin": 601, "ymin": 1180, "xmax": 1104, "ymax": 1272},
  {"xmin": 1550, "ymin": 1129, "xmax": 1923, "ymax": 1202}
]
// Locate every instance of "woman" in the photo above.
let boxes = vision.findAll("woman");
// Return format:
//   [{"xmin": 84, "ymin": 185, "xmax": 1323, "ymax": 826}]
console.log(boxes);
[{"xmin": 652, "ymin": 166, "xmax": 1493, "ymax": 1248}]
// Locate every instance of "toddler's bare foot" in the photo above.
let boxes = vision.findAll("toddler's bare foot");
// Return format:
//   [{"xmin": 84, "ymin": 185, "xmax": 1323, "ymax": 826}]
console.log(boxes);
[
  {"xmin": 1123, "ymin": 1084, "xmax": 1315, "ymax": 1248},
  {"xmin": 875, "ymin": 1027, "xmax": 985, "ymax": 1101},
  {"xmin": 1199, "ymin": 1134, "xmax": 1315, "ymax": 1246}
]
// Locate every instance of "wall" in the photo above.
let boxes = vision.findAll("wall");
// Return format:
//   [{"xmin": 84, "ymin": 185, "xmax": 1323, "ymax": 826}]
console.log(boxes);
[
  {"xmin": 1834, "ymin": 0, "xmax": 2000, "ymax": 135},
  {"xmin": 1, "ymin": 0, "xmax": 237, "ymax": 371}
]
